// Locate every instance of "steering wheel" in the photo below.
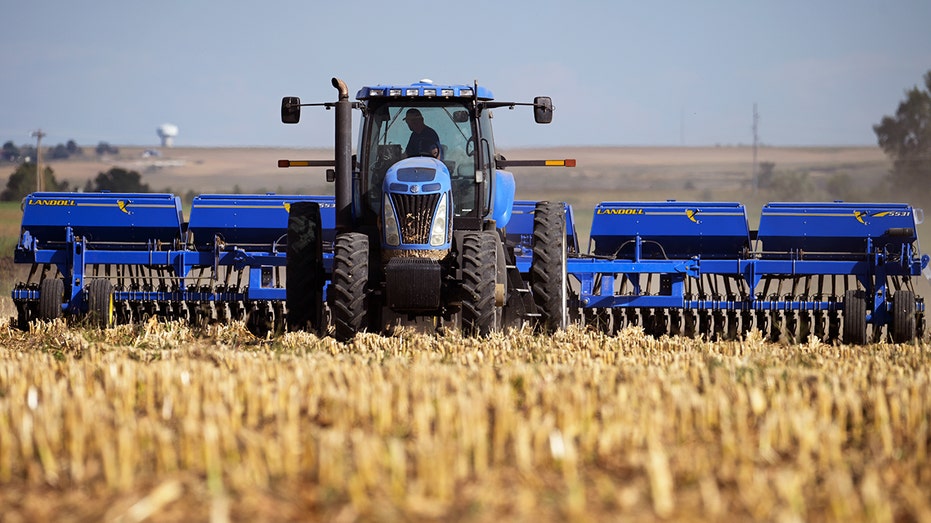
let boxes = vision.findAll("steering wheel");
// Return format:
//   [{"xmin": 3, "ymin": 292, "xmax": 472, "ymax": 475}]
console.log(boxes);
[{"xmin": 465, "ymin": 136, "xmax": 475, "ymax": 156}]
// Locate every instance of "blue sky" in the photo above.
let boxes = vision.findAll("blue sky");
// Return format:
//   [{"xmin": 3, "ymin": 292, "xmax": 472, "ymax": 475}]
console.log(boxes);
[{"xmin": 2, "ymin": 1, "xmax": 929, "ymax": 148}]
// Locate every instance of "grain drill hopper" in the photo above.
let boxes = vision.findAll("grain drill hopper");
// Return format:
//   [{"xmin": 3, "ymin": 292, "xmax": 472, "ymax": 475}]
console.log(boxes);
[
  {"xmin": 563, "ymin": 201, "xmax": 927, "ymax": 343},
  {"xmin": 13, "ymin": 192, "xmax": 335, "ymax": 334}
]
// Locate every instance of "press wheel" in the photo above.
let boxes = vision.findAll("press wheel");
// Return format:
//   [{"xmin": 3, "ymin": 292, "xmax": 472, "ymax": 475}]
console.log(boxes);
[
  {"xmin": 892, "ymin": 290, "xmax": 916, "ymax": 343},
  {"xmin": 842, "ymin": 289, "xmax": 867, "ymax": 345}
]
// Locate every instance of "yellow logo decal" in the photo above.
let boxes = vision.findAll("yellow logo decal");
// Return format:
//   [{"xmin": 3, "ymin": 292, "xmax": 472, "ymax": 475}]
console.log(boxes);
[
  {"xmin": 596, "ymin": 208, "xmax": 644, "ymax": 215},
  {"xmin": 28, "ymin": 198, "xmax": 76, "ymax": 206},
  {"xmin": 685, "ymin": 209, "xmax": 701, "ymax": 224},
  {"xmin": 284, "ymin": 202, "xmax": 291, "ymax": 213},
  {"xmin": 117, "ymin": 200, "xmax": 132, "ymax": 215},
  {"xmin": 854, "ymin": 210, "xmax": 908, "ymax": 225}
]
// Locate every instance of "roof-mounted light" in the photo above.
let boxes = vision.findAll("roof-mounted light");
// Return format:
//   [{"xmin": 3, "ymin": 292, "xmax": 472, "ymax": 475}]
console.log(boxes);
[{"xmin": 357, "ymin": 83, "xmax": 491, "ymax": 100}]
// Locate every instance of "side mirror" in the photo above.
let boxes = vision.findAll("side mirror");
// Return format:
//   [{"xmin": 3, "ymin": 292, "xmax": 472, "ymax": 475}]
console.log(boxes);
[
  {"xmin": 533, "ymin": 96, "xmax": 553, "ymax": 124},
  {"xmin": 281, "ymin": 96, "xmax": 301, "ymax": 124},
  {"xmin": 453, "ymin": 110, "xmax": 470, "ymax": 123}
]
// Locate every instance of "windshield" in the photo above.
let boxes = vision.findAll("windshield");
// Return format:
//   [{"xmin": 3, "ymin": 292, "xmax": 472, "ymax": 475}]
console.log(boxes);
[{"xmin": 363, "ymin": 102, "xmax": 477, "ymax": 216}]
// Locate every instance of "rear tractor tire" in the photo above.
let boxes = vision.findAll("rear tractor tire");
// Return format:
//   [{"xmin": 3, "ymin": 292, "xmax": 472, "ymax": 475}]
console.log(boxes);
[
  {"xmin": 330, "ymin": 233, "xmax": 370, "ymax": 342},
  {"xmin": 460, "ymin": 231, "xmax": 499, "ymax": 336},
  {"xmin": 531, "ymin": 201, "xmax": 568, "ymax": 333},
  {"xmin": 286, "ymin": 202, "xmax": 325, "ymax": 334}
]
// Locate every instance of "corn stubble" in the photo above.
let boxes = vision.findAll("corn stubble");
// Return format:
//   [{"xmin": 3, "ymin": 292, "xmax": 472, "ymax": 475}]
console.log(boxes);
[{"xmin": 0, "ymin": 319, "xmax": 929, "ymax": 522}]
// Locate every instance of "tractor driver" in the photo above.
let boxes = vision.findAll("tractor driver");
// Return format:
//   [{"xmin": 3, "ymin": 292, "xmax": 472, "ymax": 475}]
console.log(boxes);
[{"xmin": 403, "ymin": 109, "xmax": 442, "ymax": 159}]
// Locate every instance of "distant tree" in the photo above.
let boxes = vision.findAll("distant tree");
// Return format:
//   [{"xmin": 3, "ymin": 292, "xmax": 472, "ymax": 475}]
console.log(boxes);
[
  {"xmin": 96, "ymin": 142, "xmax": 119, "ymax": 156},
  {"xmin": 19, "ymin": 145, "xmax": 36, "ymax": 160},
  {"xmin": 2, "ymin": 141, "xmax": 19, "ymax": 162},
  {"xmin": 90, "ymin": 167, "xmax": 150, "ymax": 193},
  {"xmin": 873, "ymin": 70, "xmax": 931, "ymax": 192},
  {"xmin": 1, "ymin": 163, "xmax": 69, "ymax": 201},
  {"xmin": 66, "ymin": 140, "xmax": 83, "ymax": 156},
  {"xmin": 48, "ymin": 143, "xmax": 71, "ymax": 160}
]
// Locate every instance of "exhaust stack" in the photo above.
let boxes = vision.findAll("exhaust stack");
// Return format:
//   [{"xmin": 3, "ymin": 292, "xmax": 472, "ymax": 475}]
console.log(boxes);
[{"xmin": 332, "ymin": 77, "xmax": 353, "ymax": 233}]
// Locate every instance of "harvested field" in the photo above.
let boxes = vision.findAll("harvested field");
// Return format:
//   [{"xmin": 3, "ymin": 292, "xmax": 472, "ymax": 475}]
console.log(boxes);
[
  {"xmin": 2, "ymin": 146, "xmax": 930, "ymax": 521},
  {"xmin": 1, "ymin": 321, "xmax": 929, "ymax": 521}
]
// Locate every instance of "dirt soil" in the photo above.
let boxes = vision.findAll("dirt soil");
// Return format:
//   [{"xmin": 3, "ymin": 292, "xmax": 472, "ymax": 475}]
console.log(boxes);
[{"xmin": 25, "ymin": 145, "xmax": 892, "ymax": 197}]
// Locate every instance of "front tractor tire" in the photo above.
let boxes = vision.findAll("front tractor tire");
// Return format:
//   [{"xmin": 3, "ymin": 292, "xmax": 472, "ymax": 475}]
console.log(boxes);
[
  {"xmin": 286, "ymin": 202, "xmax": 325, "ymax": 333},
  {"xmin": 331, "ymin": 232, "xmax": 370, "ymax": 342},
  {"xmin": 460, "ymin": 231, "xmax": 499, "ymax": 336},
  {"xmin": 531, "ymin": 201, "xmax": 568, "ymax": 333}
]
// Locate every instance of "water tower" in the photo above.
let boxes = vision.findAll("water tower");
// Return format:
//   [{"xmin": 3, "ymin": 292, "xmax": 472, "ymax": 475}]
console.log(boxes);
[{"xmin": 157, "ymin": 123, "xmax": 179, "ymax": 147}]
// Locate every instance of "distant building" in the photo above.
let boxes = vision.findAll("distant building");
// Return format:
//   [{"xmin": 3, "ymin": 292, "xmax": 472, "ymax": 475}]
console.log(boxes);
[{"xmin": 157, "ymin": 124, "xmax": 179, "ymax": 147}]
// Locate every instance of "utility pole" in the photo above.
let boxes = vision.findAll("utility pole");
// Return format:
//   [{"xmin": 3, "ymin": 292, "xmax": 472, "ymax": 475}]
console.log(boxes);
[
  {"xmin": 32, "ymin": 129, "xmax": 46, "ymax": 192},
  {"xmin": 751, "ymin": 104, "xmax": 759, "ymax": 194}
]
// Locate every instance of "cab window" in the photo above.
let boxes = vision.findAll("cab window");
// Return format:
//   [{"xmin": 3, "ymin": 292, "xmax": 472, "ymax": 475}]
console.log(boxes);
[{"xmin": 363, "ymin": 103, "xmax": 476, "ymax": 217}]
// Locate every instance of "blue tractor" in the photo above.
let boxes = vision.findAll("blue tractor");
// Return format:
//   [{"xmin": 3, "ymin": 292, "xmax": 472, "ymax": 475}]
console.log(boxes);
[{"xmin": 278, "ymin": 78, "xmax": 575, "ymax": 340}]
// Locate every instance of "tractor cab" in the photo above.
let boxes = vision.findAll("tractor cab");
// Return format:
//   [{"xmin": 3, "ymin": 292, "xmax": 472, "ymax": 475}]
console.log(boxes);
[{"xmin": 355, "ymin": 81, "xmax": 499, "ymax": 249}]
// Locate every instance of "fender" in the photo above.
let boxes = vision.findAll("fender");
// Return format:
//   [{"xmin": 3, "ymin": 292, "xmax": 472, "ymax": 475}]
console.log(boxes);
[{"xmin": 492, "ymin": 169, "xmax": 515, "ymax": 228}]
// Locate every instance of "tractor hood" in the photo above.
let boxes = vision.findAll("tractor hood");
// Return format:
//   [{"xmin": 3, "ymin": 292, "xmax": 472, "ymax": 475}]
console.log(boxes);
[{"xmin": 381, "ymin": 157, "xmax": 453, "ymax": 252}]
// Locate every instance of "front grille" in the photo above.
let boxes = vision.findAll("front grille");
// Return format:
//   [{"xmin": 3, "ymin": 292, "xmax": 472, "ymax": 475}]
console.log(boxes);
[{"xmin": 391, "ymin": 193, "xmax": 441, "ymax": 245}]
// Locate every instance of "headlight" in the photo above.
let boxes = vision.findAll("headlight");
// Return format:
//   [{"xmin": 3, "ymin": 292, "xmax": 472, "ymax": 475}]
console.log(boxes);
[
  {"xmin": 429, "ymin": 193, "xmax": 448, "ymax": 247},
  {"xmin": 383, "ymin": 194, "xmax": 401, "ymax": 246}
]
